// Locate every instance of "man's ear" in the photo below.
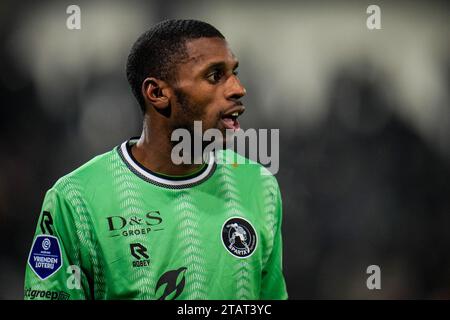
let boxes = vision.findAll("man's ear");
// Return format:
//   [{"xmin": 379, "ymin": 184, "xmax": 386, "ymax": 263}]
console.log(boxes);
[{"xmin": 142, "ymin": 77, "xmax": 171, "ymax": 110}]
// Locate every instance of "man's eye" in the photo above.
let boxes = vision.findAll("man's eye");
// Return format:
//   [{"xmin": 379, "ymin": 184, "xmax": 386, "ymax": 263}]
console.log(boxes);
[{"xmin": 207, "ymin": 70, "xmax": 224, "ymax": 83}]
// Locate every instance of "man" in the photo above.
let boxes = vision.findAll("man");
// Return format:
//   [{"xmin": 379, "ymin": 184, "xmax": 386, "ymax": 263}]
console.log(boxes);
[{"xmin": 24, "ymin": 19, "xmax": 287, "ymax": 300}]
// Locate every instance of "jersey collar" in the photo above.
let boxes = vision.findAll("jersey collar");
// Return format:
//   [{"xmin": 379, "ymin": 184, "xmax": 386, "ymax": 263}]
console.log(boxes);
[{"xmin": 117, "ymin": 138, "xmax": 217, "ymax": 189}]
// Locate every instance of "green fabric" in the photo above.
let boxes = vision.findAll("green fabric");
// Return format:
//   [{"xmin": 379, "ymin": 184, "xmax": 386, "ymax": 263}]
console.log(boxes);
[{"xmin": 24, "ymin": 140, "xmax": 288, "ymax": 300}]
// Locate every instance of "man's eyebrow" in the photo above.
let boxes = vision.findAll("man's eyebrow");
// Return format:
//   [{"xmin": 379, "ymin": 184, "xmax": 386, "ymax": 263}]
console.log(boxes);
[{"xmin": 202, "ymin": 60, "xmax": 239, "ymax": 72}]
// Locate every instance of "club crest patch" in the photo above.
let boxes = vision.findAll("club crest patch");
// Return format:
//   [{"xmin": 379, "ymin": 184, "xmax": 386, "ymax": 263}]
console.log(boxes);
[
  {"xmin": 28, "ymin": 235, "xmax": 63, "ymax": 280},
  {"xmin": 221, "ymin": 217, "xmax": 257, "ymax": 258}
]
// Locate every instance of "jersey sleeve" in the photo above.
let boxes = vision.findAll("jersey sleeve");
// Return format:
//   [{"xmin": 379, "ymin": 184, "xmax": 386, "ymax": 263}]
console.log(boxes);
[
  {"xmin": 260, "ymin": 184, "xmax": 288, "ymax": 300},
  {"xmin": 24, "ymin": 187, "xmax": 91, "ymax": 300}
]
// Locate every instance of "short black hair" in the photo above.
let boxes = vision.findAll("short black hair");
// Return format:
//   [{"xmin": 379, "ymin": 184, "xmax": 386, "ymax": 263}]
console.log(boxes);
[{"xmin": 126, "ymin": 19, "xmax": 225, "ymax": 114}]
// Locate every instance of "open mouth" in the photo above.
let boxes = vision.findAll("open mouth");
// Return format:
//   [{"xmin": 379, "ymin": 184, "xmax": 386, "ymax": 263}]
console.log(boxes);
[{"xmin": 221, "ymin": 111, "xmax": 242, "ymax": 131}]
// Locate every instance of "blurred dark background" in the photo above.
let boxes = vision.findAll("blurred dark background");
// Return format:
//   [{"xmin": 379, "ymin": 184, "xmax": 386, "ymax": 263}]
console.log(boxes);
[{"xmin": 0, "ymin": 0, "xmax": 449, "ymax": 299}]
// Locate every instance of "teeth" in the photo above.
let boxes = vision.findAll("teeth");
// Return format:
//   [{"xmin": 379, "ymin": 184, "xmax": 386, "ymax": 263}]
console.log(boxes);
[{"xmin": 231, "ymin": 112, "xmax": 239, "ymax": 117}]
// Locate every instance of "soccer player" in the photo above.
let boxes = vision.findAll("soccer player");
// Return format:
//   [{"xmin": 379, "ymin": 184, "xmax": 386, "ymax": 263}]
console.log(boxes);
[{"xmin": 24, "ymin": 19, "xmax": 288, "ymax": 300}]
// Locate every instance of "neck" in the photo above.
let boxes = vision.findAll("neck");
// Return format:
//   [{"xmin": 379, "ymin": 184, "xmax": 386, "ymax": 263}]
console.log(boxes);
[{"xmin": 131, "ymin": 114, "xmax": 205, "ymax": 176}]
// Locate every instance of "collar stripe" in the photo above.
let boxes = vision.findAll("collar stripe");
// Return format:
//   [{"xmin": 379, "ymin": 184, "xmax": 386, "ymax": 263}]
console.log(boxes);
[{"xmin": 117, "ymin": 140, "xmax": 216, "ymax": 188}]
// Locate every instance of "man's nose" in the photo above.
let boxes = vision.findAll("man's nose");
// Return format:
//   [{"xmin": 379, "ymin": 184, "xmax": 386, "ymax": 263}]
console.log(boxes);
[{"xmin": 225, "ymin": 75, "xmax": 246, "ymax": 100}]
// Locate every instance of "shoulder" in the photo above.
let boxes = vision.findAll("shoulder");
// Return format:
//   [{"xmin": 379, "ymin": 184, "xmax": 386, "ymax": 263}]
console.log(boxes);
[
  {"xmin": 216, "ymin": 149, "xmax": 281, "ymax": 193},
  {"xmin": 51, "ymin": 147, "xmax": 119, "ymax": 198}
]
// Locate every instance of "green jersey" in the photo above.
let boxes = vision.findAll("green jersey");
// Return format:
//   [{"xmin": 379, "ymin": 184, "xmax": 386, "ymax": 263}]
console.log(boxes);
[{"xmin": 24, "ymin": 138, "xmax": 287, "ymax": 300}]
